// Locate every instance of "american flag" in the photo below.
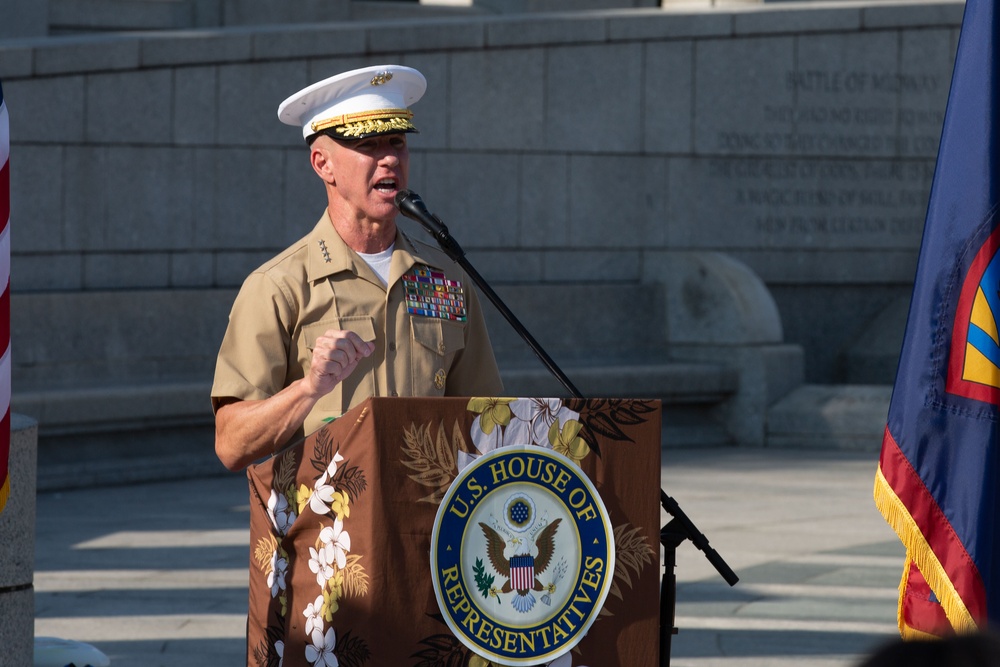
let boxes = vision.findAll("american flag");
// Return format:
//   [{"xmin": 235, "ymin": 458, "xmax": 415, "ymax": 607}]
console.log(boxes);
[
  {"xmin": 0, "ymin": 80, "xmax": 10, "ymax": 514},
  {"xmin": 510, "ymin": 555, "xmax": 535, "ymax": 591}
]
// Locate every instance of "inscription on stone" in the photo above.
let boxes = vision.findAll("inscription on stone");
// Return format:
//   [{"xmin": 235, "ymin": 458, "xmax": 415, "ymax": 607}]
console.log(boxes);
[
  {"xmin": 703, "ymin": 157, "xmax": 934, "ymax": 247},
  {"xmin": 697, "ymin": 65, "xmax": 947, "ymax": 247},
  {"xmin": 715, "ymin": 68, "xmax": 945, "ymax": 158}
]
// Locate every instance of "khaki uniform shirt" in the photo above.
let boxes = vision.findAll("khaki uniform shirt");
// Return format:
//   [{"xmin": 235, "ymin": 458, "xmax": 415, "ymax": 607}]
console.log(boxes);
[{"xmin": 212, "ymin": 212, "xmax": 503, "ymax": 438}]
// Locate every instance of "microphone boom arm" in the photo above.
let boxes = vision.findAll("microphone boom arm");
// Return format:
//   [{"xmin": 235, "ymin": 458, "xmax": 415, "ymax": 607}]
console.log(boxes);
[{"xmin": 395, "ymin": 189, "xmax": 584, "ymax": 400}]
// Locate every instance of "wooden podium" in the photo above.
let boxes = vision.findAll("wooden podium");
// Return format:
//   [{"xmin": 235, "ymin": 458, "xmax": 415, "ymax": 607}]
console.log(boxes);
[{"xmin": 245, "ymin": 397, "xmax": 661, "ymax": 667}]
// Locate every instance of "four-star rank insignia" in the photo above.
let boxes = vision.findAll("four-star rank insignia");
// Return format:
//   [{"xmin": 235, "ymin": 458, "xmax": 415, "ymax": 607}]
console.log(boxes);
[{"xmin": 430, "ymin": 446, "xmax": 615, "ymax": 666}]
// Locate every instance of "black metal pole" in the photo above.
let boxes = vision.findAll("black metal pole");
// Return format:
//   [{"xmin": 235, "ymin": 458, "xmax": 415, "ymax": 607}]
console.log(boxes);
[
  {"xmin": 660, "ymin": 519, "xmax": 686, "ymax": 667},
  {"xmin": 661, "ymin": 491, "xmax": 740, "ymax": 587},
  {"xmin": 456, "ymin": 257, "xmax": 584, "ymax": 401}
]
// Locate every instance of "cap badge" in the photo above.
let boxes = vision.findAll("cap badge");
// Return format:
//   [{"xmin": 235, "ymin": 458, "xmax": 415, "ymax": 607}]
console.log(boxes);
[{"xmin": 370, "ymin": 71, "xmax": 394, "ymax": 86}]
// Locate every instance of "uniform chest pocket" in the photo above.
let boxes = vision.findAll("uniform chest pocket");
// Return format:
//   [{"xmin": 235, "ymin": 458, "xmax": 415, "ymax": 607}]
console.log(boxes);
[
  {"xmin": 300, "ymin": 316, "xmax": 377, "ymax": 430},
  {"xmin": 303, "ymin": 316, "xmax": 377, "ymax": 350},
  {"xmin": 410, "ymin": 317, "xmax": 466, "ymax": 396}
]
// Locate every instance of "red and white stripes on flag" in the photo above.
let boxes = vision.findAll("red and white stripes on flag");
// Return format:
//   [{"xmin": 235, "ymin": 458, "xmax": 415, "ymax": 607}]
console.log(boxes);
[
  {"xmin": 510, "ymin": 555, "xmax": 535, "ymax": 591},
  {"xmin": 0, "ymin": 81, "xmax": 10, "ymax": 514}
]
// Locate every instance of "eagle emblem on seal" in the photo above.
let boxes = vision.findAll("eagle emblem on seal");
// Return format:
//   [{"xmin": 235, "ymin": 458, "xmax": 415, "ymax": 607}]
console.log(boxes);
[{"xmin": 479, "ymin": 518, "xmax": 562, "ymax": 613}]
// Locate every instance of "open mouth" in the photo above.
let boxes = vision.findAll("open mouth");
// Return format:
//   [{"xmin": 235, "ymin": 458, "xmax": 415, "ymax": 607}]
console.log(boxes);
[{"xmin": 374, "ymin": 178, "xmax": 398, "ymax": 193}]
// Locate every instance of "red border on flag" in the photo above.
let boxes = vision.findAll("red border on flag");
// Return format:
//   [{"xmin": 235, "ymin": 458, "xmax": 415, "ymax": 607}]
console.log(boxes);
[{"xmin": 879, "ymin": 429, "xmax": 987, "ymax": 625}]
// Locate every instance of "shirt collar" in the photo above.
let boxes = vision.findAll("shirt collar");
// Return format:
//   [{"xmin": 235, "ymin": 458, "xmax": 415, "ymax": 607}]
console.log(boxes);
[{"xmin": 305, "ymin": 212, "xmax": 448, "ymax": 285}]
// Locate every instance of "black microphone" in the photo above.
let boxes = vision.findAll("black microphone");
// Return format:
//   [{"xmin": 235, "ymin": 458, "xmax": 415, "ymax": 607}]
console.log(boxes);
[
  {"xmin": 394, "ymin": 189, "xmax": 445, "ymax": 235},
  {"xmin": 394, "ymin": 189, "xmax": 464, "ymax": 260}
]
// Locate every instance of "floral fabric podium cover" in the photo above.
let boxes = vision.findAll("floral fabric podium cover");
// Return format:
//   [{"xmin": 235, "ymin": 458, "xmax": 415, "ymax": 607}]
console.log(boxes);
[{"xmin": 246, "ymin": 397, "xmax": 661, "ymax": 667}]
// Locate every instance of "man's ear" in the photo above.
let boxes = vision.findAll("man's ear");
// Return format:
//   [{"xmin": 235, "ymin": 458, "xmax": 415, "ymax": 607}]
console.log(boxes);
[{"xmin": 310, "ymin": 140, "xmax": 336, "ymax": 185}]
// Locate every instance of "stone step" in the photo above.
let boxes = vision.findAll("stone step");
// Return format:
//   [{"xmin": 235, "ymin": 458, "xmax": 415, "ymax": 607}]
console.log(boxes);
[
  {"xmin": 662, "ymin": 404, "xmax": 734, "ymax": 448},
  {"xmin": 766, "ymin": 383, "xmax": 891, "ymax": 451},
  {"xmin": 22, "ymin": 360, "xmax": 739, "ymax": 489},
  {"xmin": 14, "ymin": 361, "xmax": 736, "ymax": 438},
  {"xmin": 12, "ymin": 382, "xmax": 218, "ymax": 491},
  {"xmin": 46, "ymin": 0, "xmax": 482, "ymax": 34},
  {"xmin": 27, "ymin": 379, "xmax": 897, "ymax": 488},
  {"xmin": 501, "ymin": 360, "xmax": 738, "ymax": 403},
  {"xmin": 502, "ymin": 361, "xmax": 741, "ymax": 449},
  {"xmin": 13, "ymin": 381, "xmax": 212, "ymax": 436}
]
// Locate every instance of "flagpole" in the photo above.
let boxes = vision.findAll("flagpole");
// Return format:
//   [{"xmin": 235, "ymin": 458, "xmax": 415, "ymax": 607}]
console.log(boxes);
[{"xmin": 0, "ymin": 80, "xmax": 11, "ymax": 516}]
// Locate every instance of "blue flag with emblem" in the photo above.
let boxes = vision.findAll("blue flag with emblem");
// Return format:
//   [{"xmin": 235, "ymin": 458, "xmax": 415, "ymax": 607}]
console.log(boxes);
[{"xmin": 874, "ymin": 0, "xmax": 1000, "ymax": 636}]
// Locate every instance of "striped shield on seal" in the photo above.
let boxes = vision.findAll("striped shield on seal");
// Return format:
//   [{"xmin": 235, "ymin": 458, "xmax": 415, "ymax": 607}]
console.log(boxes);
[{"xmin": 510, "ymin": 555, "xmax": 535, "ymax": 592}]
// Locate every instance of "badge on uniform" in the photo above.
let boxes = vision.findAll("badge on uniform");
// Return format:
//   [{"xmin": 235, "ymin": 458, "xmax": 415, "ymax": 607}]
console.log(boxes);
[{"xmin": 403, "ymin": 266, "xmax": 467, "ymax": 322}]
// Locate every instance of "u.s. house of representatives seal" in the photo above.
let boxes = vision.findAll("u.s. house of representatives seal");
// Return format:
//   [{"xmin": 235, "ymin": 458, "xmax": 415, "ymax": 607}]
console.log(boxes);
[{"xmin": 430, "ymin": 444, "xmax": 615, "ymax": 665}]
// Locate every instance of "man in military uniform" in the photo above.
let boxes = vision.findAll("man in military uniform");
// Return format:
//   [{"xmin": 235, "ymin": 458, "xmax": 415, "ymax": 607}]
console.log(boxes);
[{"xmin": 212, "ymin": 65, "xmax": 503, "ymax": 471}]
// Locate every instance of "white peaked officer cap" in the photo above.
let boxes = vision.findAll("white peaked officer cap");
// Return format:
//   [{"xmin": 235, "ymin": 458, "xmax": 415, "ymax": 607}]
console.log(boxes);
[{"xmin": 277, "ymin": 64, "xmax": 427, "ymax": 141}]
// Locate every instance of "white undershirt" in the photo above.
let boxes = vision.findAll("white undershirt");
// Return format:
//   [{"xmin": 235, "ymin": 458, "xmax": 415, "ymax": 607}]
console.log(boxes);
[{"xmin": 356, "ymin": 243, "xmax": 395, "ymax": 286}]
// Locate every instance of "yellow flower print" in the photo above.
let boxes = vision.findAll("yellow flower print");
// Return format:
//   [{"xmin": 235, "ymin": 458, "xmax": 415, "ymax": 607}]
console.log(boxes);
[
  {"xmin": 286, "ymin": 486, "xmax": 301, "ymax": 515},
  {"xmin": 322, "ymin": 572, "xmax": 344, "ymax": 621},
  {"xmin": 549, "ymin": 419, "xmax": 590, "ymax": 465},
  {"xmin": 330, "ymin": 490, "xmax": 350, "ymax": 522},
  {"xmin": 467, "ymin": 397, "xmax": 515, "ymax": 435},
  {"xmin": 296, "ymin": 484, "xmax": 312, "ymax": 516}
]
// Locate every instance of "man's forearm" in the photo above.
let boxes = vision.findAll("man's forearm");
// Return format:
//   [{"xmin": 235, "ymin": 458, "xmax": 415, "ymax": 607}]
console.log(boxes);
[{"xmin": 214, "ymin": 379, "xmax": 319, "ymax": 471}]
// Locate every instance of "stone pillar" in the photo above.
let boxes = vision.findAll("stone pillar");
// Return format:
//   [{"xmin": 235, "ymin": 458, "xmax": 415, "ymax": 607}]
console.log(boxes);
[
  {"xmin": 473, "ymin": 0, "xmax": 658, "ymax": 12},
  {"xmin": 0, "ymin": 414, "xmax": 38, "ymax": 666}
]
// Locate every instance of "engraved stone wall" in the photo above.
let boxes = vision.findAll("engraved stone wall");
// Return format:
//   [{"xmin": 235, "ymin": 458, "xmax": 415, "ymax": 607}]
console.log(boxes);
[{"xmin": 0, "ymin": 3, "xmax": 966, "ymax": 399}]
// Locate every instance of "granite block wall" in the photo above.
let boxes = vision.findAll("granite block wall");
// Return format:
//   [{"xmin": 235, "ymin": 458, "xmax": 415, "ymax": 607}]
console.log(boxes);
[{"xmin": 0, "ymin": 1, "xmax": 964, "ymax": 410}]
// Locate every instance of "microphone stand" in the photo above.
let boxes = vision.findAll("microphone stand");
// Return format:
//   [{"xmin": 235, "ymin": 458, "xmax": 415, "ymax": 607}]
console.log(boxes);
[
  {"xmin": 395, "ymin": 190, "xmax": 739, "ymax": 667},
  {"xmin": 660, "ymin": 491, "xmax": 740, "ymax": 665},
  {"xmin": 395, "ymin": 190, "xmax": 583, "ymax": 401}
]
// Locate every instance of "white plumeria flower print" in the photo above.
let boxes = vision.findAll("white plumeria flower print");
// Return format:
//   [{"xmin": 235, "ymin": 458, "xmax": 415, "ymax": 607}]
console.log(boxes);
[
  {"xmin": 507, "ymin": 398, "xmax": 579, "ymax": 447},
  {"xmin": 308, "ymin": 543, "xmax": 335, "ymax": 587},
  {"xmin": 305, "ymin": 627, "xmax": 339, "ymax": 667},
  {"xmin": 309, "ymin": 479, "xmax": 337, "ymax": 517},
  {"xmin": 468, "ymin": 413, "xmax": 503, "ymax": 455},
  {"xmin": 319, "ymin": 520, "xmax": 351, "ymax": 570},
  {"xmin": 309, "ymin": 451, "xmax": 346, "ymax": 516},
  {"xmin": 463, "ymin": 399, "xmax": 581, "ymax": 472},
  {"xmin": 303, "ymin": 594, "xmax": 325, "ymax": 636}
]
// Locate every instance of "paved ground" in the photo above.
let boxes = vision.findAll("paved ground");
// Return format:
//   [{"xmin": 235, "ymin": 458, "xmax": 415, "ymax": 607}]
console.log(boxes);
[
  {"xmin": 661, "ymin": 448, "xmax": 902, "ymax": 667},
  {"xmin": 33, "ymin": 446, "xmax": 903, "ymax": 667}
]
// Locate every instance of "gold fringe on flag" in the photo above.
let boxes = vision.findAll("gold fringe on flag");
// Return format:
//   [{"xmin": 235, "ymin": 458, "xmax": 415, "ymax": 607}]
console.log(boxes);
[
  {"xmin": 874, "ymin": 464, "xmax": 979, "ymax": 636},
  {"xmin": 0, "ymin": 474, "xmax": 9, "ymax": 514},
  {"xmin": 897, "ymin": 555, "xmax": 944, "ymax": 640}
]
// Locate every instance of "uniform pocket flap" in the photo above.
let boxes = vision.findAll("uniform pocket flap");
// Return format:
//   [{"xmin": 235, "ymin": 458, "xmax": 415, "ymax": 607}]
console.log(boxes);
[
  {"xmin": 303, "ymin": 316, "xmax": 377, "ymax": 350},
  {"xmin": 411, "ymin": 317, "xmax": 466, "ymax": 356}
]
